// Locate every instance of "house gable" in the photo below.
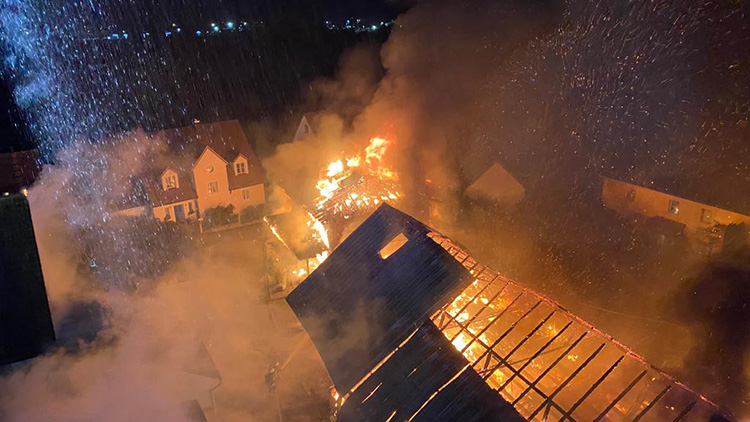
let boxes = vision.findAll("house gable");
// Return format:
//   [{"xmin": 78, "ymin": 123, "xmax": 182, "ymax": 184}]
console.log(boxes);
[
  {"xmin": 233, "ymin": 154, "xmax": 248, "ymax": 176},
  {"xmin": 292, "ymin": 115, "xmax": 314, "ymax": 142},
  {"xmin": 465, "ymin": 162, "xmax": 525, "ymax": 206},
  {"xmin": 161, "ymin": 168, "xmax": 179, "ymax": 191},
  {"xmin": 193, "ymin": 146, "xmax": 232, "ymax": 212}
]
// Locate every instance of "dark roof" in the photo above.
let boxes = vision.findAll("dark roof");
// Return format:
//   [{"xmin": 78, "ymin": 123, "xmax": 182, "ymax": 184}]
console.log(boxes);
[
  {"xmin": 156, "ymin": 120, "xmax": 265, "ymax": 191},
  {"xmin": 286, "ymin": 204, "xmax": 474, "ymax": 393},
  {"xmin": 0, "ymin": 194, "xmax": 55, "ymax": 365},
  {"xmin": 338, "ymin": 321, "xmax": 525, "ymax": 422},
  {"xmin": 0, "ymin": 150, "xmax": 41, "ymax": 194}
]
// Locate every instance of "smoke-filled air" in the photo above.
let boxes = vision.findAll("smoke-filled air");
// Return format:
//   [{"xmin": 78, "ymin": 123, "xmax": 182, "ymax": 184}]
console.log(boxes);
[{"xmin": 0, "ymin": 0, "xmax": 749, "ymax": 421}]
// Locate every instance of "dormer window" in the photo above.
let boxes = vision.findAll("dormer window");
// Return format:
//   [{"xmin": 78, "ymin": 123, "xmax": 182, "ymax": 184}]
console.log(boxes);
[
  {"xmin": 162, "ymin": 169, "xmax": 179, "ymax": 191},
  {"xmin": 234, "ymin": 156, "xmax": 248, "ymax": 175}
]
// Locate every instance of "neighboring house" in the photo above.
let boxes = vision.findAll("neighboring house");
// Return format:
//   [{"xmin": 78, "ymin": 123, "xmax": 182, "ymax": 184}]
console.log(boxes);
[
  {"xmin": 0, "ymin": 149, "xmax": 41, "ymax": 194},
  {"xmin": 602, "ymin": 176, "xmax": 750, "ymax": 252},
  {"xmin": 291, "ymin": 113, "xmax": 315, "ymax": 142},
  {"xmin": 464, "ymin": 161, "xmax": 525, "ymax": 208},
  {"xmin": 141, "ymin": 120, "xmax": 266, "ymax": 222}
]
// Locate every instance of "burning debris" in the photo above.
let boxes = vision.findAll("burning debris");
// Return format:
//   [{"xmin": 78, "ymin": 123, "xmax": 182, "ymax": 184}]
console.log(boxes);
[
  {"xmin": 429, "ymin": 232, "xmax": 730, "ymax": 422},
  {"xmin": 263, "ymin": 204, "xmax": 331, "ymax": 296},
  {"xmin": 313, "ymin": 136, "xmax": 402, "ymax": 223},
  {"xmin": 286, "ymin": 204, "xmax": 733, "ymax": 422},
  {"xmin": 261, "ymin": 135, "xmax": 403, "ymax": 296}
]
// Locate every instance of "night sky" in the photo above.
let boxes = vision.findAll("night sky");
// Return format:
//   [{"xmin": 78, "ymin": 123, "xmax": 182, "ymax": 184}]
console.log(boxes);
[{"xmin": 0, "ymin": 0, "xmax": 402, "ymax": 153}]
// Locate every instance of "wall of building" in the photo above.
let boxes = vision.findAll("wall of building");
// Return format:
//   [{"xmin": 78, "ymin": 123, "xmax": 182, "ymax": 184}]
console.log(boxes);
[
  {"xmin": 194, "ymin": 148, "xmax": 232, "ymax": 212},
  {"xmin": 112, "ymin": 205, "xmax": 149, "ymax": 218},
  {"xmin": 229, "ymin": 184, "xmax": 266, "ymax": 212},
  {"xmin": 0, "ymin": 150, "xmax": 41, "ymax": 194},
  {"xmin": 602, "ymin": 178, "xmax": 750, "ymax": 235},
  {"xmin": 153, "ymin": 199, "xmax": 198, "ymax": 222}
]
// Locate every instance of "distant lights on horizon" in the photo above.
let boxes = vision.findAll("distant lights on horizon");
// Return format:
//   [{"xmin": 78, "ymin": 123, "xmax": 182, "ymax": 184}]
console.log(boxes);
[{"xmin": 105, "ymin": 17, "xmax": 390, "ymax": 40}]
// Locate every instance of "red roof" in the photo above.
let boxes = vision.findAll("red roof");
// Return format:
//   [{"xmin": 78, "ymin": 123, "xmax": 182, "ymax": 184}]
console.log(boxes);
[
  {"xmin": 144, "ymin": 120, "xmax": 265, "ymax": 206},
  {"xmin": 143, "ymin": 167, "xmax": 197, "ymax": 207},
  {"xmin": 159, "ymin": 120, "xmax": 263, "ymax": 184}
]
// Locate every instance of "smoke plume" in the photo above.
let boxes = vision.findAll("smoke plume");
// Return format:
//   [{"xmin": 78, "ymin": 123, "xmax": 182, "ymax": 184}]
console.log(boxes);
[
  {"xmin": 260, "ymin": 0, "xmax": 750, "ymax": 416},
  {"xmin": 0, "ymin": 134, "xmax": 328, "ymax": 422}
]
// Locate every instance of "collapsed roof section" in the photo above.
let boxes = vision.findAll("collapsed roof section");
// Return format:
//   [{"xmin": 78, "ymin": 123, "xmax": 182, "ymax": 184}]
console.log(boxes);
[
  {"xmin": 429, "ymin": 232, "xmax": 731, "ymax": 422},
  {"xmin": 287, "ymin": 204, "xmax": 731, "ymax": 422},
  {"xmin": 264, "ymin": 205, "xmax": 328, "ymax": 261},
  {"xmin": 311, "ymin": 173, "xmax": 401, "ymax": 224}
]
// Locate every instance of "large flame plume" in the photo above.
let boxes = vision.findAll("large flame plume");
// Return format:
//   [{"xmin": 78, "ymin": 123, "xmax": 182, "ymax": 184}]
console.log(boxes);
[{"xmin": 314, "ymin": 136, "xmax": 401, "ymax": 220}]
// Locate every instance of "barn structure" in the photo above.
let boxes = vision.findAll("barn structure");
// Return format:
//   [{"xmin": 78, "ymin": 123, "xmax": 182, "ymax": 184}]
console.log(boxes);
[{"xmin": 286, "ymin": 204, "xmax": 732, "ymax": 422}]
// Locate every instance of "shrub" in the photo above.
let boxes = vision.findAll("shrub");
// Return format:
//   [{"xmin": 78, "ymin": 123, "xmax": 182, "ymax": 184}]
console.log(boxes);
[{"xmin": 202, "ymin": 204, "xmax": 237, "ymax": 229}]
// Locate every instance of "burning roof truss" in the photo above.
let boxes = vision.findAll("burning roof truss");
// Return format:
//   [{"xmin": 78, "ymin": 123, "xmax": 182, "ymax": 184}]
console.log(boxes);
[
  {"xmin": 428, "ymin": 232, "xmax": 728, "ymax": 422},
  {"xmin": 312, "ymin": 173, "xmax": 401, "ymax": 223},
  {"xmin": 287, "ymin": 204, "xmax": 730, "ymax": 422}
]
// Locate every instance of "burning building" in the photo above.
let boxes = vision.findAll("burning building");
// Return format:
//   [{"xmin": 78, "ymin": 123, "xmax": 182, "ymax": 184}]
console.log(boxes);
[
  {"xmin": 286, "ymin": 204, "xmax": 733, "ymax": 422},
  {"xmin": 310, "ymin": 136, "xmax": 402, "ymax": 247},
  {"xmin": 264, "ymin": 204, "xmax": 330, "ymax": 298},
  {"xmin": 261, "ymin": 134, "xmax": 403, "ymax": 297}
]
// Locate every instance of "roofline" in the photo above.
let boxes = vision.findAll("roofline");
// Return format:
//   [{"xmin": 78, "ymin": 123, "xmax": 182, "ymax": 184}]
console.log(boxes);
[
  {"xmin": 228, "ymin": 181, "xmax": 264, "ymax": 192},
  {"xmin": 160, "ymin": 167, "xmax": 177, "ymax": 178},
  {"xmin": 150, "ymin": 119, "xmax": 243, "ymax": 136},
  {"xmin": 152, "ymin": 197, "xmax": 197, "ymax": 207},
  {"xmin": 195, "ymin": 146, "xmax": 228, "ymax": 165},
  {"xmin": 602, "ymin": 176, "xmax": 750, "ymax": 218}
]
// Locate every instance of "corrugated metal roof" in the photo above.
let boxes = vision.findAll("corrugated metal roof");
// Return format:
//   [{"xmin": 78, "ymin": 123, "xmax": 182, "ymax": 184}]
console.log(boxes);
[
  {"xmin": 338, "ymin": 321, "xmax": 526, "ymax": 422},
  {"xmin": 286, "ymin": 203, "xmax": 474, "ymax": 393}
]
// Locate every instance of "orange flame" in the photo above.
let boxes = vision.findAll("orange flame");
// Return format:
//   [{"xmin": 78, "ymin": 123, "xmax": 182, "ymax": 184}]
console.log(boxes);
[{"xmin": 314, "ymin": 136, "xmax": 402, "ymax": 217}]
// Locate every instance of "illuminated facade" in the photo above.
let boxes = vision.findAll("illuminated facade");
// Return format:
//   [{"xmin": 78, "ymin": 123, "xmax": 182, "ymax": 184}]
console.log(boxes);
[{"xmin": 144, "ymin": 120, "xmax": 266, "ymax": 222}]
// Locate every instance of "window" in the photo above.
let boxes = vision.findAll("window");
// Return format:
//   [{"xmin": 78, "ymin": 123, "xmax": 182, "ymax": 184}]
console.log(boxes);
[
  {"xmin": 164, "ymin": 206, "xmax": 172, "ymax": 221},
  {"xmin": 242, "ymin": 188, "xmax": 251, "ymax": 201},
  {"xmin": 188, "ymin": 202, "xmax": 194, "ymax": 214},
  {"xmin": 235, "ymin": 161, "xmax": 247, "ymax": 175},
  {"xmin": 701, "ymin": 208, "xmax": 714, "ymax": 223},
  {"xmin": 379, "ymin": 233, "xmax": 409, "ymax": 259},
  {"xmin": 207, "ymin": 181, "xmax": 218, "ymax": 194},
  {"xmin": 207, "ymin": 165, "xmax": 214, "ymax": 173},
  {"xmin": 668, "ymin": 199, "xmax": 680, "ymax": 215},
  {"xmin": 164, "ymin": 174, "xmax": 177, "ymax": 190}
]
